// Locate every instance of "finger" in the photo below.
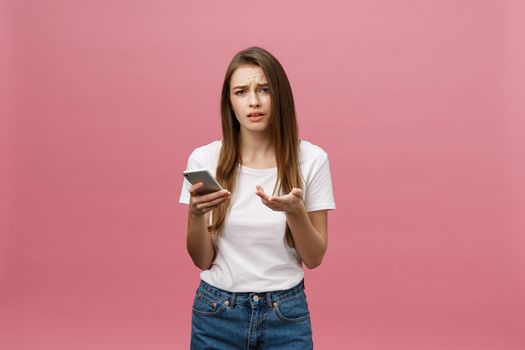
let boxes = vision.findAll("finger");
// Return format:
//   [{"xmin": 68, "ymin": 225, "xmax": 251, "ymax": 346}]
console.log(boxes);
[
  {"xmin": 195, "ymin": 194, "xmax": 231, "ymax": 210},
  {"xmin": 193, "ymin": 189, "xmax": 230, "ymax": 204},
  {"xmin": 194, "ymin": 206, "xmax": 212, "ymax": 215},
  {"xmin": 189, "ymin": 182, "xmax": 204, "ymax": 194},
  {"xmin": 257, "ymin": 195, "xmax": 281, "ymax": 209},
  {"xmin": 259, "ymin": 199, "xmax": 273, "ymax": 209},
  {"xmin": 255, "ymin": 191, "xmax": 270, "ymax": 201},
  {"xmin": 264, "ymin": 194, "xmax": 289, "ymax": 205},
  {"xmin": 258, "ymin": 194, "xmax": 272, "ymax": 206},
  {"xmin": 260, "ymin": 198, "xmax": 270, "ymax": 205},
  {"xmin": 255, "ymin": 185, "xmax": 269, "ymax": 197},
  {"xmin": 256, "ymin": 187, "xmax": 272, "ymax": 202},
  {"xmin": 291, "ymin": 188, "xmax": 303, "ymax": 199},
  {"xmin": 265, "ymin": 202, "xmax": 283, "ymax": 211}
]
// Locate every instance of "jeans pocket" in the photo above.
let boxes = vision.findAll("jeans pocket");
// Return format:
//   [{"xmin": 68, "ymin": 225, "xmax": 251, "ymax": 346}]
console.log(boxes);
[
  {"xmin": 192, "ymin": 290, "xmax": 227, "ymax": 317},
  {"xmin": 273, "ymin": 291, "xmax": 311, "ymax": 323}
]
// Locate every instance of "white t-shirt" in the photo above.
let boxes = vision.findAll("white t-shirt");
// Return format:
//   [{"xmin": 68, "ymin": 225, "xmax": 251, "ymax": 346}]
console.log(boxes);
[{"xmin": 179, "ymin": 139, "xmax": 336, "ymax": 292}]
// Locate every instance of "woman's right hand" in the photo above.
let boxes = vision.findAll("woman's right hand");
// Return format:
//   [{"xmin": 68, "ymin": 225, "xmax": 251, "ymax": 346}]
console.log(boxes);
[{"xmin": 189, "ymin": 182, "xmax": 231, "ymax": 218}]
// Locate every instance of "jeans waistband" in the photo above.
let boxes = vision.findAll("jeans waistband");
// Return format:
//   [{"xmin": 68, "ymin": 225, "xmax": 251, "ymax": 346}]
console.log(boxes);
[{"xmin": 197, "ymin": 279, "xmax": 306, "ymax": 308}]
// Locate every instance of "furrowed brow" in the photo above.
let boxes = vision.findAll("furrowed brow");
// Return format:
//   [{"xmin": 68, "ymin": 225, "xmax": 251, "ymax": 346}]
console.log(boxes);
[{"xmin": 232, "ymin": 83, "xmax": 269, "ymax": 90}]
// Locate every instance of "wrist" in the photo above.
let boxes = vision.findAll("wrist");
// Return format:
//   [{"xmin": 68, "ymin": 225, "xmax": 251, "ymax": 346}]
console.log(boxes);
[
  {"xmin": 285, "ymin": 199, "xmax": 305, "ymax": 216},
  {"xmin": 189, "ymin": 210, "xmax": 206, "ymax": 221}
]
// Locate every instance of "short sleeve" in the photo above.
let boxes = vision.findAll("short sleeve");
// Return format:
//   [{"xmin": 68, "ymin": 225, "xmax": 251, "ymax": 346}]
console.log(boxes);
[
  {"xmin": 179, "ymin": 151, "xmax": 200, "ymax": 205},
  {"xmin": 179, "ymin": 140, "xmax": 222, "ymax": 205},
  {"xmin": 303, "ymin": 154, "xmax": 336, "ymax": 212}
]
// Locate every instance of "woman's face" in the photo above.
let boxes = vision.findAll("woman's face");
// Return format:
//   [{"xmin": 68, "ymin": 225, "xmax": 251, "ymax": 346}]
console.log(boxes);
[{"xmin": 229, "ymin": 64, "xmax": 272, "ymax": 134}]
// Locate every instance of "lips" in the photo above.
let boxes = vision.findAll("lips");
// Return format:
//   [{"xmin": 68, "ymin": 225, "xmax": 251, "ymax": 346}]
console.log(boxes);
[{"xmin": 248, "ymin": 112, "xmax": 264, "ymax": 118}]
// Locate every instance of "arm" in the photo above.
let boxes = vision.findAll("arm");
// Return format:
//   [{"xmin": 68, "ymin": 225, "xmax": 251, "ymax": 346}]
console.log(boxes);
[
  {"xmin": 186, "ymin": 183, "xmax": 231, "ymax": 270},
  {"xmin": 186, "ymin": 211, "xmax": 215, "ymax": 270},
  {"xmin": 255, "ymin": 186, "xmax": 328, "ymax": 269},
  {"xmin": 286, "ymin": 205, "xmax": 328, "ymax": 269}
]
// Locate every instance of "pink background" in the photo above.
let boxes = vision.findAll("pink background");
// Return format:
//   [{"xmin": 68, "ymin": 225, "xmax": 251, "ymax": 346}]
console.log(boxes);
[{"xmin": 1, "ymin": 1, "xmax": 524, "ymax": 349}]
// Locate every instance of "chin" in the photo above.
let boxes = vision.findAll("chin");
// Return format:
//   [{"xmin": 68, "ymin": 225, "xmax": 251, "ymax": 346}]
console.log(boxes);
[
  {"xmin": 241, "ymin": 123, "xmax": 269, "ymax": 133},
  {"xmin": 246, "ymin": 127, "xmax": 268, "ymax": 133}
]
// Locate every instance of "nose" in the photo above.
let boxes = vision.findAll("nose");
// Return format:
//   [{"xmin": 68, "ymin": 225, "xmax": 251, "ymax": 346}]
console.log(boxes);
[{"xmin": 248, "ymin": 91, "xmax": 261, "ymax": 108}]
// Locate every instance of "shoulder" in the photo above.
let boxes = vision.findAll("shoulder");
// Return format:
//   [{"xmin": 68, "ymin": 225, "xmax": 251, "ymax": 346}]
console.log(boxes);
[
  {"xmin": 187, "ymin": 140, "xmax": 222, "ymax": 166},
  {"xmin": 298, "ymin": 140, "xmax": 336, "ymax": 210},
  {"xmin": 189, "ymin": 139, "xmax": 222, "ymax": 158},
  {"xmin": 299, "ymin": 139, "xmax": 329, "ymax": 165}
]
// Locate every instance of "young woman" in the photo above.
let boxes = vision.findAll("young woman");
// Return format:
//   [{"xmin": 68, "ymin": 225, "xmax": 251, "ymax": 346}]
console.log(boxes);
[{"xmin": 179, "ymin": 46, "xmax": 335, "ymax": 349}]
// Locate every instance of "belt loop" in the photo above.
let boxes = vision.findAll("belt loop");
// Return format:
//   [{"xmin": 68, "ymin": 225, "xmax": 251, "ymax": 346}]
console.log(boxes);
[
  {"xmin": 231, "ymin": 292, "xmax": 237, "ymax": 307},
  {"xmin": 266, "ymin": 292, "xmax": 273, "ymax": 307}
]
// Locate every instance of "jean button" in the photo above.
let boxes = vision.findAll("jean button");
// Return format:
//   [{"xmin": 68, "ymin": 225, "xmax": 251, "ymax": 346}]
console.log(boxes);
[{"xmin": 253, "ymin": 295, "xmax": 259, "ymax": 302}]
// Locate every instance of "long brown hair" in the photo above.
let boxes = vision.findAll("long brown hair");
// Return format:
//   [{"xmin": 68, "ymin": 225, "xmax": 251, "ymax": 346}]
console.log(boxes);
[{"xmin": 209, "ymin": 46, "xmax": 303, "ymax": 249}]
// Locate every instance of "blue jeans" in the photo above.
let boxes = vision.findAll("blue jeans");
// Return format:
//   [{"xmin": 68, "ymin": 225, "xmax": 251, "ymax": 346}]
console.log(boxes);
[{"xmin": 191, "ymin": 279, "xmax": 313, "ymax": 350}]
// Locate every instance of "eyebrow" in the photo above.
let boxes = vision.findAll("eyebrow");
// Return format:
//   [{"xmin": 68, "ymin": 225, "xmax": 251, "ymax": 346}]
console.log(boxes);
[{"xmin": 232, "ymin": 83, "xmax": 269, "ymax": 90}]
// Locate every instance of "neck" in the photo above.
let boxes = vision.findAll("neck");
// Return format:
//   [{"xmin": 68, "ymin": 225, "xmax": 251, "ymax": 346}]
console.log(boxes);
[{"xmin": 238, "ymin": 129, "xmax": 275, "ymax": 163}]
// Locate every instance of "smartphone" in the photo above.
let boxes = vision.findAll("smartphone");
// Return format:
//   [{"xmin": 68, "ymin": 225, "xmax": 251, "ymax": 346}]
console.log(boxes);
[{"xmin": 183, "ymin": 169, "xmax": 224, "ymax": 195}]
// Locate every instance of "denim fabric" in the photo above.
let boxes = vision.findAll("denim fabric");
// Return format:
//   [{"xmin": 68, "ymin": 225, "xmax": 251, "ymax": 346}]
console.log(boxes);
[{"xmin": 191, "ymin": 279, "xmax": 313, "ymax": 350}]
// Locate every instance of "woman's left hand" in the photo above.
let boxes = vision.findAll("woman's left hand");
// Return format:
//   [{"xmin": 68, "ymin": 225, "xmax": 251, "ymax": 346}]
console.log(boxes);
[{"xmin": 255, "ymin": 185, "xmax": 303, "ymax": 213}]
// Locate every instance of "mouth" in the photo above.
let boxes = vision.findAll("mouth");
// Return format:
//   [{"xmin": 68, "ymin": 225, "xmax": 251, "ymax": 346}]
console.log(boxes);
[{"xmin": 247, "ymin": 112, "xmax": 265, "ymax": 118}]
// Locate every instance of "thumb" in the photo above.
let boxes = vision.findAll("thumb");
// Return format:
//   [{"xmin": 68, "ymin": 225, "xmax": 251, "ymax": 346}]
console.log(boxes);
[{"xmin": 291, "ymin": 188, "xmax": 303, "ymax": 199}]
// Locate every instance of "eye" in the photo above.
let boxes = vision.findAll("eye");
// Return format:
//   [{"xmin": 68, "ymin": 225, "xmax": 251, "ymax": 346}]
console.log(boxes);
[
  {"xmin": 234, "ymin": 90, "xmax": 246, "ymax": 96},
  {"xmin": 259, "ymin": 87, "xmax": 270, "ymax": 94}
]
